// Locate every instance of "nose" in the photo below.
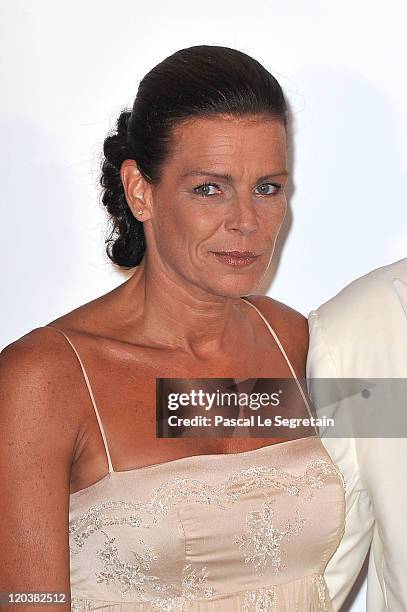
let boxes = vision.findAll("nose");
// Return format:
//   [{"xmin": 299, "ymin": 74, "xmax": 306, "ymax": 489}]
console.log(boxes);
[{"xmin": 224, "ymin": 194, "xmax": 259, "ymax": 235}]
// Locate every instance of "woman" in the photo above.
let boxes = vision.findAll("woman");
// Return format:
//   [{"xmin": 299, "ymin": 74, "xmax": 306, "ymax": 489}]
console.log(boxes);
[{"xmin": 0, "ymin": 45, "xmax": 345, "ymax": 611}]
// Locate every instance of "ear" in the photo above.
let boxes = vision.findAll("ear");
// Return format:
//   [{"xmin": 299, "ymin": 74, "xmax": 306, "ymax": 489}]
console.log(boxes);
[{"xmin": 120, "ymin": 159, "xmax": 153, "ymax": 222}]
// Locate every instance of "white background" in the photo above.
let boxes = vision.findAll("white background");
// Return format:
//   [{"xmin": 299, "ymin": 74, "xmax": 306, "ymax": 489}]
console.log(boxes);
[{"xmin": 2, "ymin": 1, "xmax": 407, "ymax": 609}]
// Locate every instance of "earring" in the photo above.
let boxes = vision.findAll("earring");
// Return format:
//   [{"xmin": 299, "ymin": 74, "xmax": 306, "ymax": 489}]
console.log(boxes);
[{"xmin": 136, "ymin": 209, "xmax": 143, "ymax": 216}]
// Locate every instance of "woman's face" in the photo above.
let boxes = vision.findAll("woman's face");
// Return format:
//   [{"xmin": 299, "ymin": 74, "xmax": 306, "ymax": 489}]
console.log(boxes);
[{"xmin": 143, "ymin": 114, "xmax": 288, "ymax": 299}]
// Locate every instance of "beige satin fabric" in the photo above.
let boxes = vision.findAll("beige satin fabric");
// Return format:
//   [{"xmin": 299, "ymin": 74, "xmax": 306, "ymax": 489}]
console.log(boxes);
[{"xmin": 69, "ymin": 436, "xmax": 345, "ymax": 611}]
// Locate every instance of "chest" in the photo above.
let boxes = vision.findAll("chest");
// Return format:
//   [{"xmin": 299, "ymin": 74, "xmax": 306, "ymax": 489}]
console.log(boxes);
[{"xmin": 70, "ymin": 336, "xmax": 300, "ymax": 491}]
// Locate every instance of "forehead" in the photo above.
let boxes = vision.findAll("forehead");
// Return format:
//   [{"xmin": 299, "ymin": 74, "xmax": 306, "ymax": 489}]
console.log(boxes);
[{"xmin": 168, "ymin": 114, "xmax": 287, "ymax": 172}]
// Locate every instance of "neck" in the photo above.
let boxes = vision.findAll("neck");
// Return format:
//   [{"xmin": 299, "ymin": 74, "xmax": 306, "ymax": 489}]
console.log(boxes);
[{"xmin": 121, "ymin": 257, "xmax": 250, "ymax": 357}]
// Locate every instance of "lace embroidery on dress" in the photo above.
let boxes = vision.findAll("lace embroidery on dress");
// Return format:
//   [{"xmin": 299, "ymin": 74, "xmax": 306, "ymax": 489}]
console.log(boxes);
[
  {"xmin": 312, "ymin": 575, "xmax": 329, "ymax": 612},
  {"xmin": 70, "ymin": 598, "xmax": 92, "ymax": 612},
  {"xmin": 95, "ymin": 530, "xmax": 171, "ymax": 598},
  {"xmin": 150, "ymin": 565, "xmax": 215, "ymax": 610},
  {"xmin": 235, "ymin": 501, "xmax": 306, "ymax": 574},
  {"xmin": 70, "ymin": 565, "xmax": 214, "ymax": 611},
  {"xmin": 69, "ymin": 458, "xmax": 342, "ymax": 604},
  {"xmin": 70, "ymin": 574, "xmax": 330, "ymax": 612},
  {"xmin": 242, "ymin": 586, "xmax": 277, "ymax": 611},
  {"xmin": 70, "ymin": 458, "xmax": 342, "ymax": 552},
  {"xmin": 233, "ymin": 458, "xmax": 342, "ymax": 575},
  {"xmin": 241, "ymin": 574, "xmax": 330, "ymax": 612}
]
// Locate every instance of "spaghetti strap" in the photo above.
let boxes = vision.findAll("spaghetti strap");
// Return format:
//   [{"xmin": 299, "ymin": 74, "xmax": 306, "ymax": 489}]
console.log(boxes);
[
  {"xmin": 44, "ymin": 325, "xmax": 114, "ymax": 473},
  {"xmin": 241, "ymin": 298, "xmax": 317, "ymax": 431}
]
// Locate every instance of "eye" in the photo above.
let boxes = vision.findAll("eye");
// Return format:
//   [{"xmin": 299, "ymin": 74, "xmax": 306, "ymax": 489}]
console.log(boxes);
[
  {"xmin": 254, "ymin": 182, "xmax": 282, "ymax": 196},
  {"xmin": 193, "ymin": 182, "xmax": 220, "ymax": 197}
]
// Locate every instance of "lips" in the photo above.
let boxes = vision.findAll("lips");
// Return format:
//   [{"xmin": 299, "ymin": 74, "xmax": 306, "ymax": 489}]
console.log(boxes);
[
  {"xmin": 214, "ymin": 251, "xmax": 258, "ymax": 257},
  {"xmin": 210, "ymin": 250, "xmax": 259, "ymax": 267}
]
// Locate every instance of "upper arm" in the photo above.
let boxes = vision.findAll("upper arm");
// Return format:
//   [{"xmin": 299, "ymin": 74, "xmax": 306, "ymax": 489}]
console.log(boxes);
[{"xmin": 0, "ymin": 329, "xmax": 80, "ymax": 610}]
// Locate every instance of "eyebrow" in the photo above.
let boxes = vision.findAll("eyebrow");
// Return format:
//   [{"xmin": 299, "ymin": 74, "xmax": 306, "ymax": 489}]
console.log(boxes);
[{"xmin": 180, "ymin": 169, "xmax": 289, "ymax": 182}]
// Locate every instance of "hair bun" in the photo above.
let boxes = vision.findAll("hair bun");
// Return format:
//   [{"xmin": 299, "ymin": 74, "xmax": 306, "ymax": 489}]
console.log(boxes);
[{"xmin": 100, "ymin": 110, "xmax": 145, "ymax": 268}]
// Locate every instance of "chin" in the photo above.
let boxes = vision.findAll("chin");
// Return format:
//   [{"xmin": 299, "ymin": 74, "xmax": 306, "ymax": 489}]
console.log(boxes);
[{"xmin": 205, "ymin": 277, "xmax": 261, "ymax": 299}]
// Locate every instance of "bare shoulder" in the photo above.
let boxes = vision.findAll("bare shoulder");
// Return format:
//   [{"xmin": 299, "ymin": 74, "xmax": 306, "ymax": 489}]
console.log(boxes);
[
  {"xmin": 244, "ymin": 294, "xmax": 308, "ymax": 341},
  {"xmin": 0, "ymin": 326, "xmax": 87, "ymax": 432},
  {"xmin": 243, "ymin": 294, "xmax": 309, "ymax": 377}
]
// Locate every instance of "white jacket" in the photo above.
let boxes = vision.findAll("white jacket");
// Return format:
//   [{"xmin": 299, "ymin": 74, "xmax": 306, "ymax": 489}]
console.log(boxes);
[{"xmin": 306, "ymin": 258, "xmax": 407, "ymax": 611}]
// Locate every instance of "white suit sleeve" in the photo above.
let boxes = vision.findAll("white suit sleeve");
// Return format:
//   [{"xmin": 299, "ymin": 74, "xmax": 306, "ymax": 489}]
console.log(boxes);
[
  {"xmin": 307, "ymin": 310, "xmax": 375, "ymax": 611},
  {"xmin": 361, "ymin": 434, "xmax": 407, "ymax": 612}
]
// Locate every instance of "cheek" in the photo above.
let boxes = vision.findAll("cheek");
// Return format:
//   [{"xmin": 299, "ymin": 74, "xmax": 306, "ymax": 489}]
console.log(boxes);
[
  {"xmin": 262, "ymin": 196, "xmax": 287, "ymax": 232},
  {"xmin": 153, "ymin": 209, "xmax": 176, "ymax": 247},
  {"xmin": 152, "ymin": 201, "xmax": 207, "ymax": 260}
]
